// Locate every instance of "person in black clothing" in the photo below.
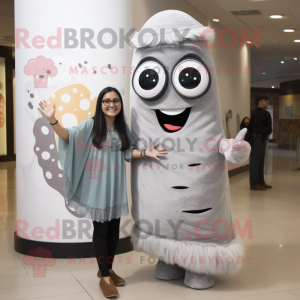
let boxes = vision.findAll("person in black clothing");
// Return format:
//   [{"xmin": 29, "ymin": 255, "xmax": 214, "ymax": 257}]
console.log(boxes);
[
  {"xmin": 240, "ymin": 117, "xmax": 251, "ymax": 143},
  {"xmin": 249, "ymin": 96, "xmax": 273, "ymax": 190}
]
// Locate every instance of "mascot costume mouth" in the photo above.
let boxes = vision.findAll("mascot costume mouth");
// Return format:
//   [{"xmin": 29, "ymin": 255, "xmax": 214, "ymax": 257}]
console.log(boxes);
[{"xmin": 129, "ymin": 10, "xmax": 251, "ymax": 290}]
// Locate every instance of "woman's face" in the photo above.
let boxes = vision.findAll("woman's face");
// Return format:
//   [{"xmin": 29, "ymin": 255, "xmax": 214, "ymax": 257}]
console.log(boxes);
[{"xmin": 101, "ymin": 91, "xmax": 122, "ymax": 119}]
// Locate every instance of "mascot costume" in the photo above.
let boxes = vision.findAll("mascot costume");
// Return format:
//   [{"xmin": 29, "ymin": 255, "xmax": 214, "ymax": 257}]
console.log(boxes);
[{"xmin": 129, "ymin": 10, "xmax": 251, "ymax": 289}]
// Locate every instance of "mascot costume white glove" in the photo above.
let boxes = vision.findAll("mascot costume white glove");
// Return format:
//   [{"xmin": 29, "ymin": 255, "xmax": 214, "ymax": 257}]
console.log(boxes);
[{"xmin": 129, "ymin": 10, "xmax": 251, "ymax": 289}]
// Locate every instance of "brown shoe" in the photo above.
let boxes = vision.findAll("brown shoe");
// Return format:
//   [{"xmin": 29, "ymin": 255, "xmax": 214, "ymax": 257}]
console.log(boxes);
[
  {"xmin": 109, "ymin": 269, "xmax": 125, "ymax": 286},
  {"xmin": 99, "ymin": 277, "xmax": 118, "ymax": 298},
  {"xmin": 97, "ymin": 269, "xmax": 125, "ymax": 286},
  {"xmin": 259, "ymin": 183, "xmax": 272, "ymax": 188},
  {"xmin": 250, "ymin": 184, "xmax": 267, "ymax": 190}
]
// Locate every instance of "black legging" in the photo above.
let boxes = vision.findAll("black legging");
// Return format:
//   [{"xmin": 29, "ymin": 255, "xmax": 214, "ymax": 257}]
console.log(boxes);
[{"xmin": 92, "ymin": 218, "xmax": 120, "ymax": 277}]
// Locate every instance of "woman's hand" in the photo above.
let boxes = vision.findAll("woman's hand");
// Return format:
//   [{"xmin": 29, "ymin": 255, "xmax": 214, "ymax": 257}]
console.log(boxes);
[
  {"xmin": 37, "ymin": 100, "xmax": 69, "ymax": 143},
  {"xmin": 37, "ymin": 100, "xmax": 56, "ymax": 121},
  {"xmin": 145, "ymin": 143, "xmax": 168, "ymax": 161}
]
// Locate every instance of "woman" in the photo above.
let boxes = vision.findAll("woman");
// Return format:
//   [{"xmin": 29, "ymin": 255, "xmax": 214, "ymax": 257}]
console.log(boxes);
[
  {"xmin": 240, "ymin": 117, "xmax": 251, "ymax": 143},
  {"xmin": 38, "ymin": 87, "xmax": 168, "ymax": 298}
]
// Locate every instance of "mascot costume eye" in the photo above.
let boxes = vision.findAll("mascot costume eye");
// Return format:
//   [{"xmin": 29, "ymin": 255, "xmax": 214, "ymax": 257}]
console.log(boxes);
[{"xmin": 129, "ymin": 10, "xmax": 251, "ymax": 290}]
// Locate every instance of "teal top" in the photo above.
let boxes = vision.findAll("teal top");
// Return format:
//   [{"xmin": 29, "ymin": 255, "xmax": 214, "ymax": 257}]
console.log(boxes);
[{"xmin": 58, "ymin": 118, "xmax": 138, "ymax": 223}]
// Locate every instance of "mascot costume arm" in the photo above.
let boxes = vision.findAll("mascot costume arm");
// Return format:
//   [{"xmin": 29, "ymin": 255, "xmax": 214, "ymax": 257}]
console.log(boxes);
[{"xmin": 219, "ymin": 128, "xmax": 251, "ymax": 164}]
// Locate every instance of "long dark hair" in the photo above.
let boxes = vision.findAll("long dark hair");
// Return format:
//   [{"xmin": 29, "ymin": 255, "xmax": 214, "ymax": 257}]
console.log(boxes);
[{"xmin": 91, "ymin": 87, "xmax": 130, "ymax": 151}]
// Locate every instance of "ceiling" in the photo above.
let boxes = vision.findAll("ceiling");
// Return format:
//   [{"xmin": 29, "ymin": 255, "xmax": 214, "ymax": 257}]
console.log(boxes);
[
  {"xmin": 186, "ymin": 0, "xmax": 300, "ymax": 88},
  {"xmin": 1, "ymin": 0, "xmax": 300, "ymax": 88}
]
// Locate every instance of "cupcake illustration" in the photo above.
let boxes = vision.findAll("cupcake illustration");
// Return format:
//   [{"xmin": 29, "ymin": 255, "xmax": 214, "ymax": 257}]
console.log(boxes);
[{"xmin": 24, "ymin": 56, "xmax": 58, "ymax": 88}]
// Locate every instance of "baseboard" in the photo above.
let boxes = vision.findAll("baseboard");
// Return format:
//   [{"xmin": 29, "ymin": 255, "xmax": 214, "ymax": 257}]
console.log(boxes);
[
  {"xmin": 0, "ymin": 154, "xmax": 16, "ymax": 162},
  {"xmin": 14, "ymin": 231, "xmax": 133, "ymax": 258},
  {"xmin": 278, "ymin": 144, "xmax": 297, "ymax": 150},
  {"xmin": 228, "ymin": 164, "xmax": 249, "ymax": 177}
]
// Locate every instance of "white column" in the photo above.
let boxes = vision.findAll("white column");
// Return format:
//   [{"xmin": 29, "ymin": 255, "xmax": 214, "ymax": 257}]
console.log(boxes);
[{"xmin": 15, "ymin": 0, "xmax": 133, "ymax": 244}]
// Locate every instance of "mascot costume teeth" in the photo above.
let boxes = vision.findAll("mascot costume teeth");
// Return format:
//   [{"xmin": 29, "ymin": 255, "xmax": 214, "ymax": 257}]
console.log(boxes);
[{"xmin": 129, "ymin": 10, "xmax": 251, "ymax": 289}]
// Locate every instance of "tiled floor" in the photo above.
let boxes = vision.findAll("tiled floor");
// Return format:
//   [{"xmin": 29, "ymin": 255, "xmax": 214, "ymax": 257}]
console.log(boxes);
[{"xmin": 0, "ymin": 149, "xmax": 299, "ymax": 300}]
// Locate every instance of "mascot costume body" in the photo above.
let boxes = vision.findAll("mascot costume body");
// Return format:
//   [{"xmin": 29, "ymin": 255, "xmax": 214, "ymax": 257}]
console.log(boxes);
[{"xmin": 129, "ymin": 10, "xmax": 251, "ymax": 289}]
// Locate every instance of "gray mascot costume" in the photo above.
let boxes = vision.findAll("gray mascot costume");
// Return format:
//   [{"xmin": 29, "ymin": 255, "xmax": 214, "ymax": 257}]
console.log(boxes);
[{"xmin": 129, "ymin": 10, "xmax": 251, "ymax": 289}]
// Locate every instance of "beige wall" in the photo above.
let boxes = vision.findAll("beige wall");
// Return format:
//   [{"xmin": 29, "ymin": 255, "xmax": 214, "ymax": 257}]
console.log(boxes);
[{"xmin": 132, "ymin": 0, "xmax": 251, "ymax": 168}]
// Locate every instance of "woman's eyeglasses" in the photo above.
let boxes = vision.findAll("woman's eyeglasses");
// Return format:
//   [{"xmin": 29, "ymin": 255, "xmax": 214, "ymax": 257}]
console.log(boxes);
[{"xmin": 102, "ymin": 99, "xmax": 121, "ymax": 106}]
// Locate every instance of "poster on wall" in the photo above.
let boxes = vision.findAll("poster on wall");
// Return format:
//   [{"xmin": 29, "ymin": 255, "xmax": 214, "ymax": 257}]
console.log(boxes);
[
  {"xmin": 279, "ymin": 95, "xmax": 300, "ymax": 119},
  {"xmin": 0, "ymin": 57, "xmax": 7, "ymax": 156},
  {"xmin": 15, "ymin": 0, "xmax": 133, "ymax": 243},
  {"xmin": 284, "ymin": 106, "xmax": 293, "ymax": 118}
]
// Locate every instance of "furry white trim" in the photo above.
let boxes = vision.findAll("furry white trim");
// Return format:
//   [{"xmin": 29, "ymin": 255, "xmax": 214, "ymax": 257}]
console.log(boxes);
[
  {"xmin": 130, "ymin": 26, "xmax": 215, "ymax": 49},
  {"xmin": 131, "ymin": 224, "xmax": 244, "ymax": 275}
]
